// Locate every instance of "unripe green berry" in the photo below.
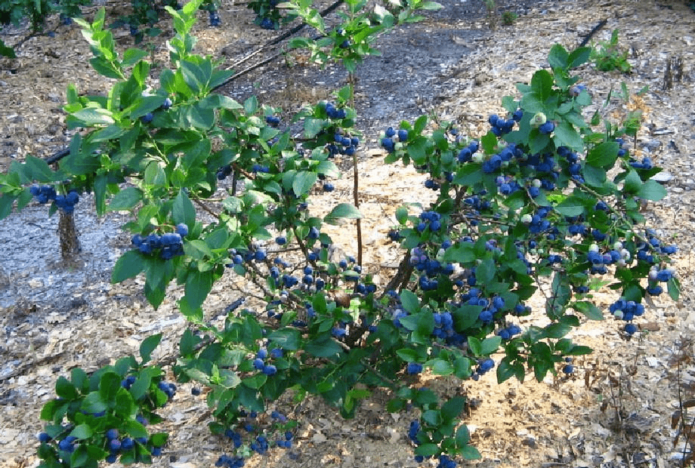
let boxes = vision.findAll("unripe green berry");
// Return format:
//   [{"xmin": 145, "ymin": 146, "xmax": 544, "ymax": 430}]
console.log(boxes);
[{"xmin": 531, "ymin": 112, "xmax": 547, "ymax": 127}]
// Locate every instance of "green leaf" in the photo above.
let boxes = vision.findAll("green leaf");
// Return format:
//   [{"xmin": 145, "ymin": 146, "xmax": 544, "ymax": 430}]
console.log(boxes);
[
  {"xmin": 623, "ymin": 169, "xmax": 642, "ymax": 194},
  {"xmin": 173, "ymin": 189, "xmax": 196, "ymax": 228},
  {"xmin": 0, "ymin": 194, "xmax": 15, "ymax": 219},
  {"xmin": 583, "ymin": 165, "xmax": 606, "ymax": 187},
  {"xmin": 244, "ymin": 95, "xmax": 258, "ymax": 114},
  {"xmin": 292, "ymin": 171, "xmax": 318, "ymax": 197},
  {"xmin": 443, "ymin": 242, "xmax": 475, "ymax": 263},
  {"xmin": 108, "ymin": 187, "xmax": 142, "ymax": 211},
  {"xmin": 554, "ymin": 196, "xmax": 586, "ymax": 217},
  {"xmin": 324, "ymin": 203, "xmax": 362, "ymax": 225},
  {"xmin": 407, "ymin": 137, "xmax": 428, "ymax": 164},
  {"xmin": 417, "ymin": 1, "xmax": 443, "ymax": 10},
  {"xmin": 481, "ymin": 131, "xmax": 498, "ymax": 154},
  {"xmin": 568, "ymin": 47, "xmax": 591, "ymax": 68},
  {"xmin": 140, "ymin": 333, "xmax": 162, "ymax": 364},
  {"xmin": 455, "ymin": 424, "xmax": 470, "ymax": 447},
  {"xmin": 586, "ymin": 141, "xmax": 619, "ymax": 169},
  {"xmin": 180, "ymin": 60, "xmax": 208, "ymax": 94},
  {"xmin": 553, "ymin": 121, "xmax": 583, "ymax": 151},
  {"xmin": 185, "ymin": 270, "xmax": 213, "ymax": 311},
  {"xmin": 413, "ymin": 115, "xmax": 428, "ymax": 134},
  {"xmin": 544, "ymin": 322, "xmax": 571, "ymax": 338},
  {"xmin": 179, "ymin": 329, "xmax": 199, "ymax": 357},
  {"xmin": 497, "ymin": 359, "xmax": 525, "ymax": 383},
  {"xmin": 431, "ymin": 359, "xmax": 454, "ymax": 376},
  {"xmin": 268, "ymin": 329, "xmax": 301, "ymax": 350},
  {"xmin": 452, "ymin": 164, "xmax": 482, "ymax": 187},
  {"xmin": 25, "ymin": 155, "xmax": 57, "ymax": 182},
  {"xmin": 395, "ymin": 206, "xmax": 408, "ymax": 224},
  {"xmin": 637, "ymin": 180, "xmax": 667, "ymax": 201},
  {"xmin": 243, "ymin": 374, "xmax": 267, "ymax": 389},
  {"xmin": 124, "ymin": 420, "xmax": 148, "ymax": 439},
  {"xmin": 400, "ymin": 290, "xmax": 420, "ymax": 313},
  {"xmin": 71, "ymin": 108, "xmax": 115, "ymax": 126},
  {"xmin": 90, "ymin": 124, "xmax": 127, "ymax": 143},
  {"xmin": 130, "ymin": 96, "xmax": 165, "ymax": 119},
  {"xmin": 461, "ymin": 445, "xmax": 482, "ymax": 460},
  {"xmin": 0, "ymin": 39, "xmax": 16, "ymax": 58},
  {"xmin": 547, "ymin": 44, "xmax": 569, "ymax": 69},
  {"xmin": 480, "ymin": 336, "xmax": 502, "ymax": 355},
  {"xmin": 81, "ymin": 392, "xmax": 108, "ymax": 414},
  {"xmin": 144, "ymin": 161, "xmax": 166, "ymax": 186},
  {"xmin": 452, "ymin": 305, "xmax": 482, "ymax": 331},
  {"xmin": 441, "ymin": 396, "xmax": 466, "ymax": 422},
  {"xmin": 668, "ymin": 277, "xmax": 680, "ymax": 301},
  {"xmin": 530, "ymin": 69, "xmax": 554, "ymax": 102},
  {"xmin": 122, "ymin": 48, "xmax": 149, "ymax": 67},
  {"xmin": 468, "ymin": 336, "xmax": 482, "ymax": 356},
  {"xmin": 98, "ymin": 372, "xmax": 122, "ymax": 404},
  {"xmin": 69, "ymin": 424, "xmax": 93, "ymax": 440},
  {"xmin": 415, "ymin": 444, "xmax": 440, "ymax": 457},
  {"xmin": 56, "ymin": 376, "xmax": 78, "ymax": 400},
  {"xmin": 181, "ymin": 138, "xmax": 212, "ymax": 170},
  {"xmin": 476, "ymin": 258, "xmax": 495, "ymax": 284},
  {"xmin": 396, "ymin": 349, "xmax": 419, "ymax": 362},
  {"xmin": 129, "ymin": 374, "xmax": 150, "ymax": 401},
  {"xmin": 422, "ymin": 409, "xmax": 441, "ymax": 425},
  {"xmin": 112, "ymin": 250, "xmax": 145, "ymax": 283},
  {"xmin": 573, "ymin": 301, "xmax": 604, "ymax": 320},
  {"xmin": 304, "ymin": 335, "xmax": 342, "ymax": 357}
]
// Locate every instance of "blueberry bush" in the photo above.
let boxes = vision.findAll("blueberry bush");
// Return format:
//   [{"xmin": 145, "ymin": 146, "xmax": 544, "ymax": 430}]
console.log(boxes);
[{"xmin": 0, "ymin": 1, "xmax": 681, "ymax": 467}]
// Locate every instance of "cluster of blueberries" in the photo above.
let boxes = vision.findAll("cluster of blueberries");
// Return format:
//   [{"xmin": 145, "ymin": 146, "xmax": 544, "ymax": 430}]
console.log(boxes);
[
  {"xmin": 409, "ymin": 421, "xmax": 460, "ymax": 467},
  {"xmin": 409, "ymin": 243, "xmax": 454, "ymax": 291},
  {"xmin": 586, "ymin": 242, "xmax": 630, "ymax": 275},
  {"xmin": 608, "ymin": 297, "xmax": 646, "ymax": 334},
  {"xmin": 104, "ymin": 427, "xmax": 163, "ymax": 463},
  {"xmin": 326, "ymin": 131, "xmax": 360, "ymax": 158},
  {"xmin": 38, "ymin": 374, "xmax": 173, "ymax": 463},
  {"xmin": 209, "ymin": 10, "xmax": 221, "ymax": 27},
  {"xmin": 380, "ymin": 127, "xmax": 409, "ymax": 153},
  {"xmin": 252, "ymin": 348, "xmax": 278, "ymax": 376},
  {"xmin": 646, "ymin": 265, "xmax": 676, "ymax": 296},
  {"xmin": 323, "ymin": 102, "xmax": 348, "ymax": 120},
  {"xmin": 629, "ymin": 156, "xmax": 653, "ymax": 170},
  {"xmin": 488, "ymin": 111, "xmax": 522, "ymax": 137},
  {"xmin": 415, "ymin": 210, "xmax": 444, "ymax": 233},
  {"xmin": 259, "ymin": 17, "xmax": 277, "ymax": 30},
  {"xmin": 131, "ymin": 223, "xmax": 189, "ymax": 260},
  {"xmin": 215, "ymin": 409, "xmax": 293, "ymax": 466},
  {"xmin": 30, "ymin": 185, "xmax": 80, "ymax": 214},
  {"xmin": 215, "ymin": 454, "xmax": 245, "ymax": 467},
  {"xmin": 521, "ymin": 206, "xmax": 556, "ymax": 236},
  {"xmin": 456, "ymin": 140, "xmax": 480, "ymax": 163},
  {"xmin": 265, "ymin": 115, "xmax": 281, "ymax": 127},
  {"xmin": 496, "ymin": 324, "xmax": 522, "ymax": 340},
  {"xmin": 217, "ymin": 164, "xmax": 234, "ymax": 181}
]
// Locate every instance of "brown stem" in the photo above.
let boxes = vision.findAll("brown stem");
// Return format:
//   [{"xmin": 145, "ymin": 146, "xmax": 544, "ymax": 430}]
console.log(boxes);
[
  {"xmin": 192, "ymin": 198, "xmax": 221, "ymax": 220},
  {"xmin": 345, "ymin": 76, "xmax": 363, "ymax": 267},
  {"xmin": 380, "ymin": 251, "xmax": 413, "ymax": 298}
]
